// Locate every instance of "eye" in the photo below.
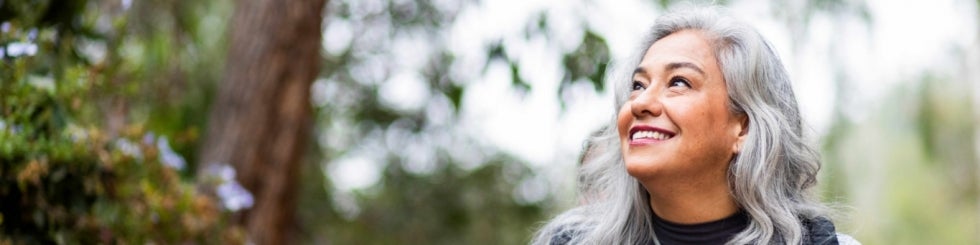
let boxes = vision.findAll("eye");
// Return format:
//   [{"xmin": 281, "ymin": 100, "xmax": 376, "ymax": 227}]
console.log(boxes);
[
  {"xmin": 631, "ymin": 81, "xmax": 645, "ymax": 91},
  {"xmin": 668, "ymin": 77, "xmax": 691, "ymax": 88}
]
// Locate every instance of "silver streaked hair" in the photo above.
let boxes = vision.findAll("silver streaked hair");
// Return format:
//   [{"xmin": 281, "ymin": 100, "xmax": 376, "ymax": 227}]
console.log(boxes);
[{"xmin": 533, "ymin": 6, "xmax": 827, "ymax": 245}]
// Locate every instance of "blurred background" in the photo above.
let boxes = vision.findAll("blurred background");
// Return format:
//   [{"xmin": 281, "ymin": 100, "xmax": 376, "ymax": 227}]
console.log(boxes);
[{"xmin": 1, "ymin": 0, "xmax": 978, "ymax": 244}]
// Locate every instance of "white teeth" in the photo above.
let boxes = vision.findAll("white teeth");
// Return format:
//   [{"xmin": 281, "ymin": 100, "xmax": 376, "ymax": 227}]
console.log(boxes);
[{"xmin": 632, "ymin": 130, "xmax": 672, "ymax": 140}]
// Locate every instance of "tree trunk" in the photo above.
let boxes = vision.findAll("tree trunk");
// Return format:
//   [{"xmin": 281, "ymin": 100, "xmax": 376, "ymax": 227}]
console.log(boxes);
[{"xmin": 198, "ymin": 0, "xmax": 326, "ymax": 244}]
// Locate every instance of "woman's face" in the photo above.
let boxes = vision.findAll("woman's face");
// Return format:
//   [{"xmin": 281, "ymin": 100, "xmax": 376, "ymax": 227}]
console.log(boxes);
[{"xmin": 618, "ymin": 30, "xmax": 746, "ymax": 182}]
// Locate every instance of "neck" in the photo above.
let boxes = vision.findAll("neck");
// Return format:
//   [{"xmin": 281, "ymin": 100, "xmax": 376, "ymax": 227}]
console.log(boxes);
[{"xmin": 643, "ymin": 174, "xmax": 738, "ymax": 224}]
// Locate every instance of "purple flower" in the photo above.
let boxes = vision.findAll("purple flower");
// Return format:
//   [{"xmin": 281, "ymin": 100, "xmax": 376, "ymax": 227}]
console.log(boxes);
[
  {"xmin": 206, "ymin": 163, "xmax": 254, "ymax": 211},
  {"xmin": 156, "ymin": 136, "xmax": 185, "ymax": 170},
  {"xmin": 27, "ymin": 29, "xmax": 37, "ymax": 41},
  {"xmin": 114, "ymin": 139, "xmax": 142, "ymax": 159},
  {"xmin": 217, "ymin": 180, "xmax": 254, "ymax": 211},
  {"xmin": 6, "ymin": 42, "xmax": 37, "ymax": 57},
  {"xmin": 142, "ymin": 131, "xmax": 156, "ymax": 145}
]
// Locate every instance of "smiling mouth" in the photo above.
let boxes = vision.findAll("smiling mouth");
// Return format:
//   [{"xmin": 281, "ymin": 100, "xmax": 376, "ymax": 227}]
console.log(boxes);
[{"xmin": 629, "ymin": 126, "xmax": 676, "ymax": 141}]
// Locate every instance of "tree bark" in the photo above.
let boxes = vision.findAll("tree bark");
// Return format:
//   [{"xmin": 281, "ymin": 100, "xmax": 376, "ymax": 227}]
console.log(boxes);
[{"xmin": 198, "ymin": 0, "xmax": 326, "ymax": 244}]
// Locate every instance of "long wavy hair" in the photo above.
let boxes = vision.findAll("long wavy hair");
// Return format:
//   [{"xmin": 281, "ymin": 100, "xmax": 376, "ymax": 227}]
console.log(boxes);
[{"xmin": 533, "ymin": 6, "xmax": 827, "ymax": 245}]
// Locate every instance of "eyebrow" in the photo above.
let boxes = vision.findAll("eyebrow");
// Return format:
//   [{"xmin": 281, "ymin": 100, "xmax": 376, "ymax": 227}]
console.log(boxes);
[
  {"xmin": 666, "ymin": 62, "xmax": 705, "ymax": 75},
  {"xmin": 633, "ymin": 62, "xmax": 706, "ymax": 77},
  {"xmin": 633, "ymin": 67, "xmax": 646, "ymax": 76}
]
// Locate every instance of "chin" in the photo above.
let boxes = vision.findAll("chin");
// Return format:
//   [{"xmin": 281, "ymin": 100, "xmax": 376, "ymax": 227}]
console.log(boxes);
[{"xmin": 623, "ymin": 157, "xmax": 665, "ymax": 179}]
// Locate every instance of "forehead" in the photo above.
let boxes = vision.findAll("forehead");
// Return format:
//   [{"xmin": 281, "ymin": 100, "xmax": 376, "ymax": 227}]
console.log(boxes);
[{"xmin": 638, "ymin": 30, "xmax": 718, "ymax": 71}]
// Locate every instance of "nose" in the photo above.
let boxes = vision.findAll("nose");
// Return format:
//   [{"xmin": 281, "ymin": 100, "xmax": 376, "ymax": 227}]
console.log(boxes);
[{"xmin": 630, "ymin": 88, "xmax": 664, "ymax": 118}]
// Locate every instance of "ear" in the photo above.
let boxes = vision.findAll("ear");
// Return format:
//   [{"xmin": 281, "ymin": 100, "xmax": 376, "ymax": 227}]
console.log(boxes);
[{"xmin": 731, "ymin": 113, "xmax": 749, "ymax": 154}]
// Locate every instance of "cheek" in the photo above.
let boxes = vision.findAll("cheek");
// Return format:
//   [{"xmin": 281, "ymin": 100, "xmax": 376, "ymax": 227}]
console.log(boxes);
[
  {"xmin": 671, "ymin": 98, "xmax": 724, "ymax": 131},
  {"xmin": 616, "ymin": 103, "xmax": 632, "ymax": 140},
  {"xmin": 664, "ymin": 102, "xmax": 700, "ymax": 130},
  {"xmin": 673, "ymin": 98, "xmax": 737, "ymax": 153}
]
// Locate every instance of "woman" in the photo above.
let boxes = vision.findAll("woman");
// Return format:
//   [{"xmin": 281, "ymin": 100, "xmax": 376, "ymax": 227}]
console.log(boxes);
[{"xmin": 533, "ymin": 6, "xmax": 858, "ymax": 245}]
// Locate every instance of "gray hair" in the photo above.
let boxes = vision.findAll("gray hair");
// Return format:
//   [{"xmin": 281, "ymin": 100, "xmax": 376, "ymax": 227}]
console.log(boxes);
[{"xmin": 533, "ymin": 6, "xmax": 827, "ymax": 245}]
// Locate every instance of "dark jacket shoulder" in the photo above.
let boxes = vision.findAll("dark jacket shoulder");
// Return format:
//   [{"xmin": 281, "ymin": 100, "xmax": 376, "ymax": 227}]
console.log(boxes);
[{"xmin": 804, "ymin": 216, "xmax": 839, "ymax": 245}]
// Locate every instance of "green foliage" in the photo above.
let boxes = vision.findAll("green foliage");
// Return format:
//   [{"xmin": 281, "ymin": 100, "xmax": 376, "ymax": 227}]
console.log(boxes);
[
  {"xmin": 306, "ymin": 0, "xmax": 587, "ymax": 243},
  {"xmin": 559, "ymin": 30, "xmax": 610, "ymax": 109},
  {"xmin": 0, "ymin": 108, "xmax": 103, "ymax": 243},
  {"xmin": 1, "ymin": 0, "xmax": 241, "ymax": 243},
  {"xmin": 5, "ymin": 0, "xmax": 564, "ymax": 243},
  {"xmin": 820, "ymin": 75, "xmax": 979, "ymax": 244},
  {"xmin": 562, "ymin": 31, "xmax": 610, "ymax": 92},
  {"xmin": 0, "ymin": 119, "xmax": 245, "ymax": 243},
  {"xmin": 301, "ymin": 155, "xmax": 551, "ymax": 244}
]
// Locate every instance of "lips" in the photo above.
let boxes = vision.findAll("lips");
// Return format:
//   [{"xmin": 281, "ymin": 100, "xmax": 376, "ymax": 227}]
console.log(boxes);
[{"xmin": 629, "ymin": 125, "xmax": 676, "ymax": 142}]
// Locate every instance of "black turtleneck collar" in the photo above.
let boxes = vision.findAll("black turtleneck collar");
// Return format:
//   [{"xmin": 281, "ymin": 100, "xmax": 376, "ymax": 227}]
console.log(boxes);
[{"xmin": 649, "ymin": 211, "xmax": 749, "ymax": 245}]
